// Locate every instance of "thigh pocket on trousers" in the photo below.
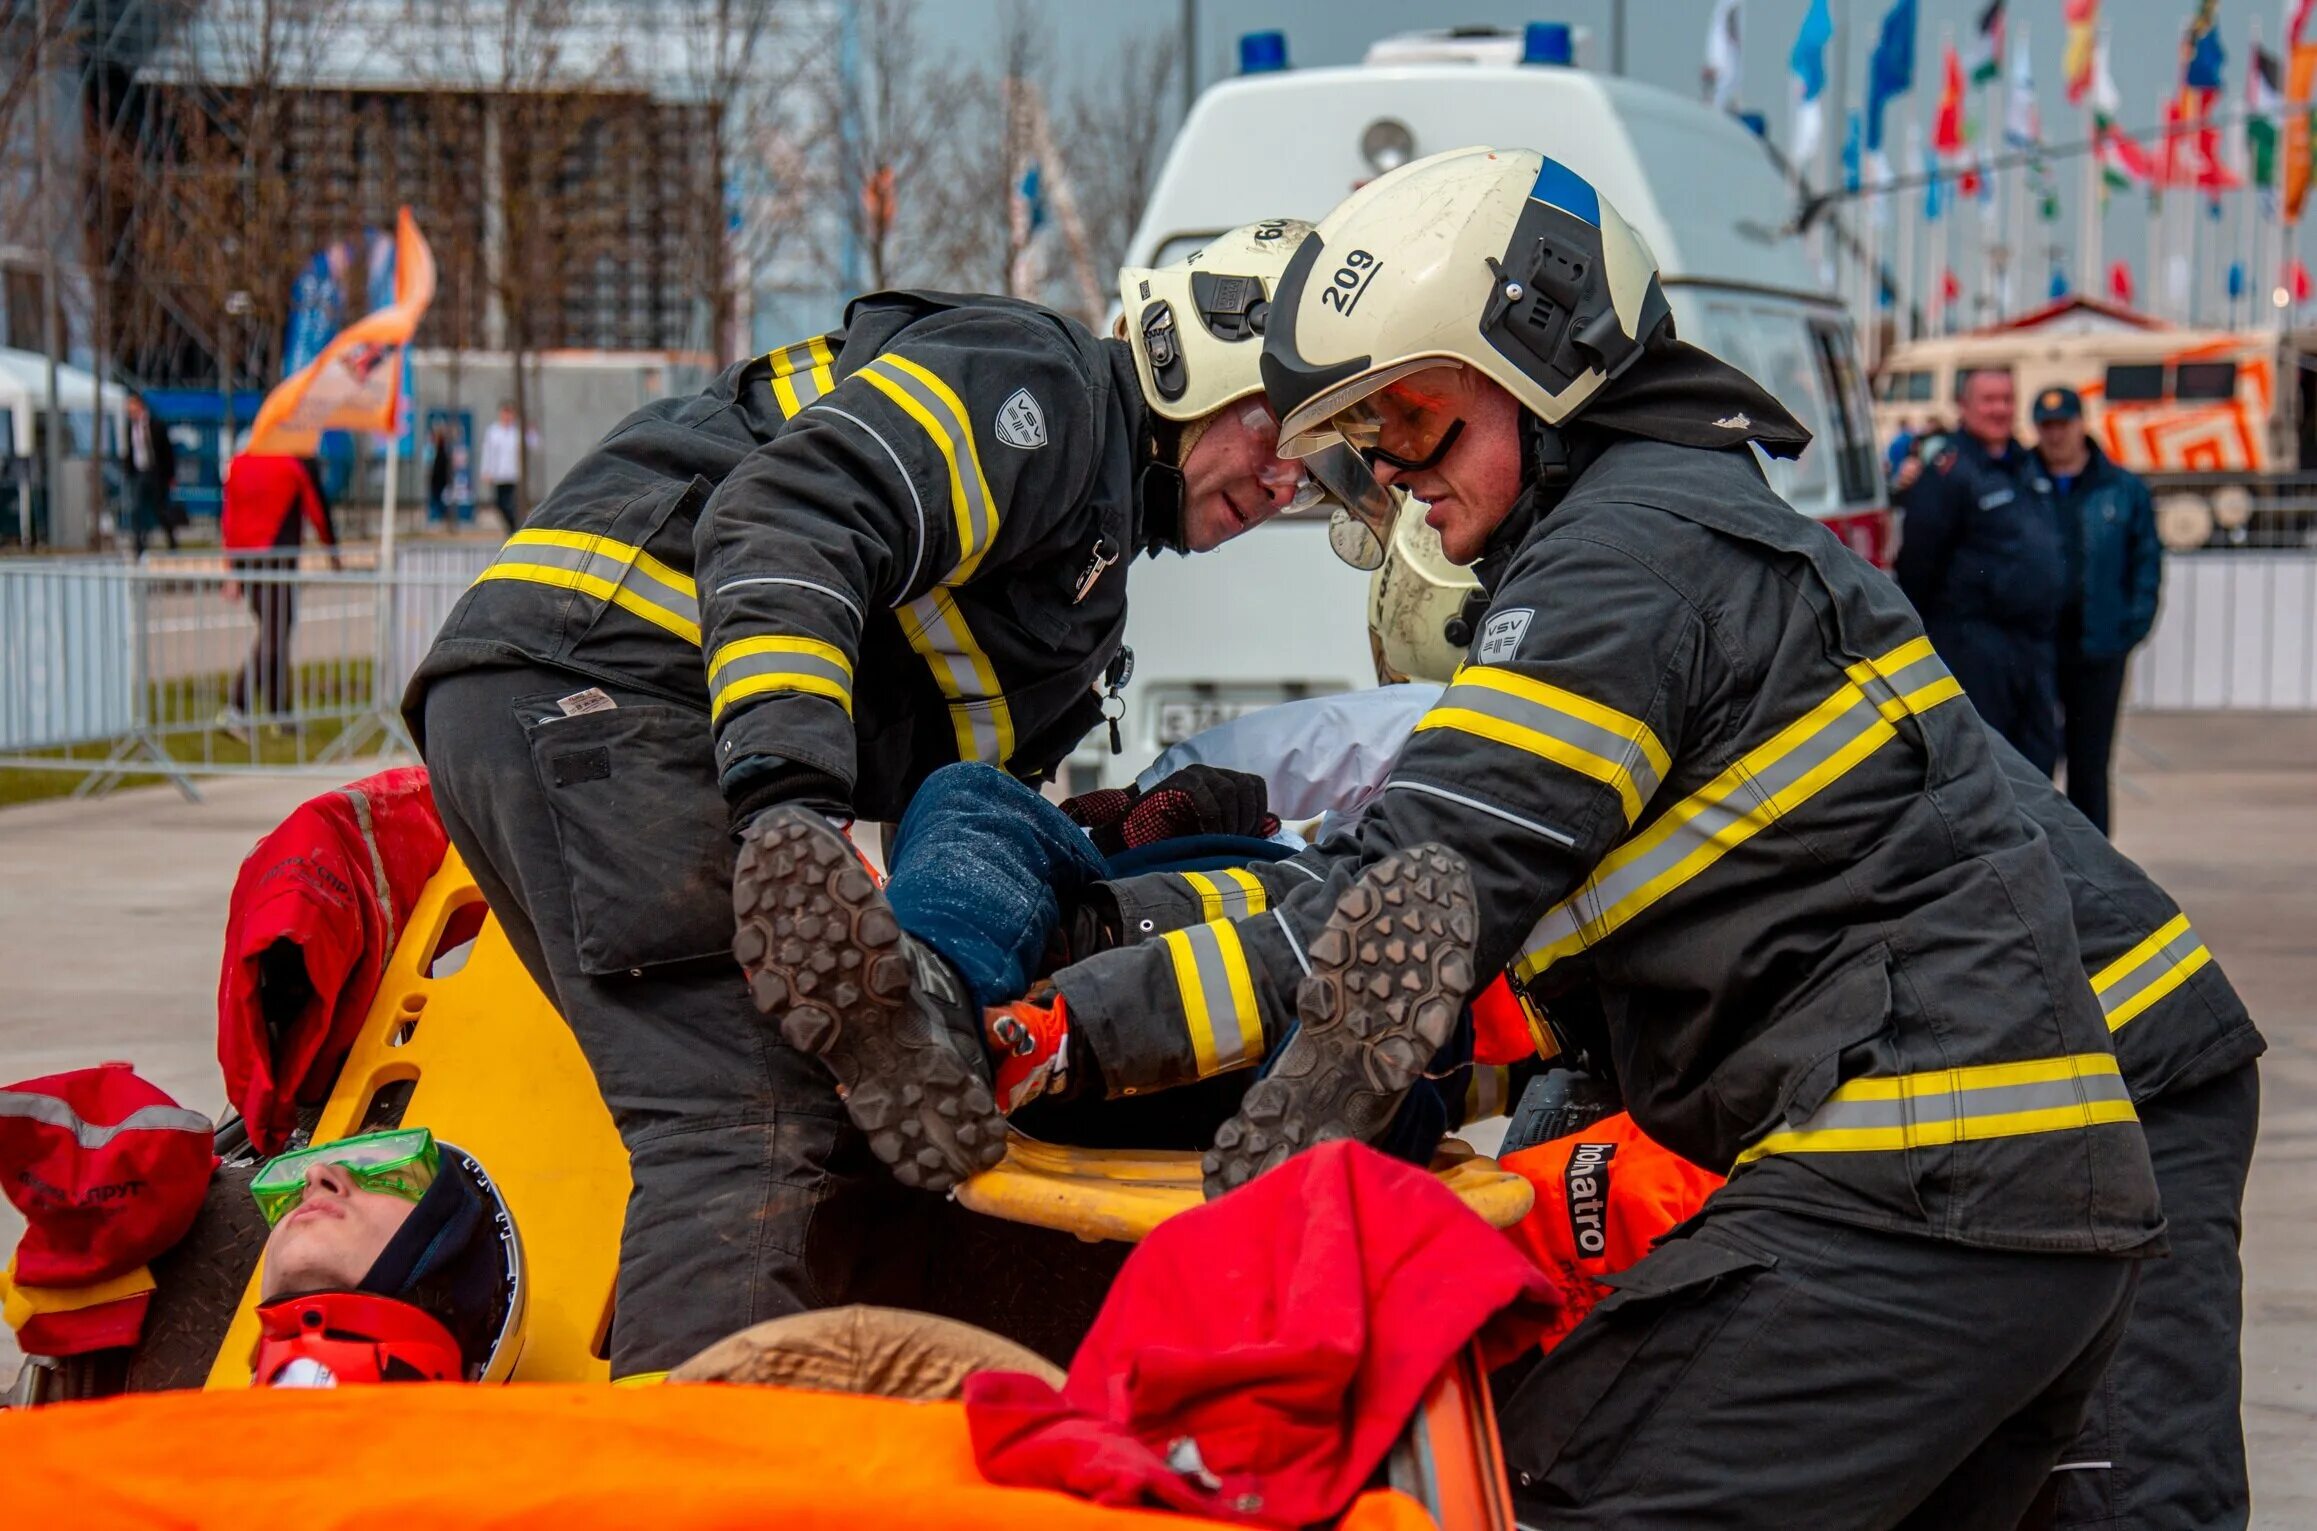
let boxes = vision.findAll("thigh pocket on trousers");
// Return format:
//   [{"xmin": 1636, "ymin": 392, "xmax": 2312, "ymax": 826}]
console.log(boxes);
[
  {"xmin": 525, "ymin": 700, "xmax": 738, "ymax": 976},
  {"xmin": 1500, "ymin": 1233, "xmax": 1778, "ymax": 1505}
]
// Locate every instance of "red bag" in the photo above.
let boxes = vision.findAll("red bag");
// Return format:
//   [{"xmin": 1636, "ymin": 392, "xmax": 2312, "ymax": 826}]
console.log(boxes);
[
  {"xmin": 1499, "ymin": 1111, "xmax": 1726, "ymax": 1352},
  {"xmin": 964, "ymin": 1141, "xmax": 1557, "ymax": 1526},
  {"xmin": 0, "ymin": 1062, "xmax": 214, "ymax": 1287},
  {"xmin": 217, "ymin": 768, "xmax": 448, "ymax": 1155}
]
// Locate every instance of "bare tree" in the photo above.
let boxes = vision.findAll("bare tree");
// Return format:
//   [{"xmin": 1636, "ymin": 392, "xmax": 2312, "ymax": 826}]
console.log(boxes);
[
  {"xmin": 1066, "ymin": 27, "xmax": 1180, "ymax": 294},
  {"xmin": 927, "ymin": 0, "xmax": 1047, "ymax": 298},
  {"xmin": 654, "ymin": 0, "xmax": 822, "ymax": 367},
  {"xmin": 801, "ymin": 0, "xmax": 965, "ymax": 293}
]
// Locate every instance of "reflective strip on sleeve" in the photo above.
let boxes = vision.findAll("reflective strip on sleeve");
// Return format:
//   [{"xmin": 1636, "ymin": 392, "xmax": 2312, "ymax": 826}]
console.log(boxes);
[
  {"xmin": 1411, "ymin": 666, "xmax": 1671, "ymax": 825},
  {"xmin": 473, "ymin": 528, "xmax": 702, "ymax": 644},
  {"xmin": 1734, "ymin": 1052, "xmax": 2139, "ymax": 1164},
  {"xmin": 858, "ymin": 354, "xmax": 1000, "ymax": 582},
  {"xmin": 706, "ymin": 634, "xmax": 855, "ymax": 722},
  {"xmin": 1179, "ymin": 868, "xmax": 1270, "ymax": 922},
  {"xmin": 1159, "ymin": 920, "xmax": 1266, "ymax": 1079},
  {"xmin": 1514, "ymin": 640, "xmax": 1961, "ymax": 985},
  {"xmin": 1464, "ymin": 1065, "xmax": 1514, "ymax": 1122},
  {"xmin": 766, "ymin": 334, "xmax": 837, "ymax": 417},
  {"xmin": 900, "ymin": 587, "xmax": 1015, "ymax": 765},
  {"xmin": 2089, "ymin": 913, "xmax": 2214, "ymax": 1032}
]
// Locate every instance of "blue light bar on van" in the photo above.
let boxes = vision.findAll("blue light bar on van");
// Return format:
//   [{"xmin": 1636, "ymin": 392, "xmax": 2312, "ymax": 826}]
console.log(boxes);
[
  {"xmin": 1522, "ymin": 23, "xmax": 1573, "ymax": 66},
  {"xmin": 1239, "ymin": 31, "xmax": 1289, "ymax": 74}
]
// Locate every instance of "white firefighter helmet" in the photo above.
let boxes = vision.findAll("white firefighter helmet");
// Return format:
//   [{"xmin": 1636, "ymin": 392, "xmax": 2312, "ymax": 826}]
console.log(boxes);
[
  {"xmin": 1367, "ymin": 500, "xmax": 1484, "ymax": 686},
  {"xmin": 1120, "ymin": 219, "xmax": 1314, "ymax": 424},
  {"xmin": 1261, "ymin": 145, "xmax": 1672, "ymax": 467}
]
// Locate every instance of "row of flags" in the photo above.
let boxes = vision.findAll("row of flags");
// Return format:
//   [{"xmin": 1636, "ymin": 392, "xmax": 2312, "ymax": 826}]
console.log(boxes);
[
  {"xmin": 1914, "ymin": 254, "xmax": 2313, "ymax": 315},
  {"xmin": 1748, "ymin": 0, "xmax": 2317, "ymax": 236}
]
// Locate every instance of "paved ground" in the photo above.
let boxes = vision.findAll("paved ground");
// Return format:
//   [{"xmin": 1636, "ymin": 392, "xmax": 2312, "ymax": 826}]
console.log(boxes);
[{"xmin": 1, "ymin": 714, "xmax": 2314, "ymax": 1522}]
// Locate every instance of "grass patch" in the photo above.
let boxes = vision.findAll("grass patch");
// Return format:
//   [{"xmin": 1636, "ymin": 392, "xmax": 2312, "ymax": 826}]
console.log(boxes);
[{"xmin": 0, "ymin": 659, "xmax": 394, "ymax": 809}]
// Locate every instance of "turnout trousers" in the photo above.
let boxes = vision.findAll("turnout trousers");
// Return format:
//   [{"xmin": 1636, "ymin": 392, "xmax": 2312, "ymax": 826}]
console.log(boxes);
[
  {"xmin": 1496, "ymin": 1202, "xmax": 2142, "ymax": 1530},
  {"xmin": 420, "ymin": 662, "xmax": 930, "ymax": 1377},
  {"xmin": 2050, "ymin": 1060, "xmax": 2260, "ymax": 1529}
]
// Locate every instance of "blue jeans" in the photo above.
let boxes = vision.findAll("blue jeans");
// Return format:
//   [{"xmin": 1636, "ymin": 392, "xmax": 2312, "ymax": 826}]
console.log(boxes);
[{"xmin": 884, "ymin": 764, "xmax": 1107, "ymax": 1011}]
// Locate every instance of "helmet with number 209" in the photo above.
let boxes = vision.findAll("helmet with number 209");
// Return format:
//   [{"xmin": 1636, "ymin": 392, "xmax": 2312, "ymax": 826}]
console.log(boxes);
[{"xmin": 1262, "ymin": 147, "xmax": 1673, "ymax": 565}]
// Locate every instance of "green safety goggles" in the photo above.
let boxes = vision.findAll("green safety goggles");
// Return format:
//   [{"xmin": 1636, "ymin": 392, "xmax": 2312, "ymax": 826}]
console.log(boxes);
[{"xmin": 252, "ymin": 1127, "xmax": 440, "ymax": 1227}]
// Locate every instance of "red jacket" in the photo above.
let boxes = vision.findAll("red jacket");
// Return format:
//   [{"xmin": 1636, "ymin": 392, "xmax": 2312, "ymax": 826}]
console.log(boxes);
[
  {"xmin": 221, "ymin": 453, "xmax": 332, "ymax": 551},
  {"xmin": 964, "ymin": 1141, "xmax": 1557, "ymax": 1527},
  {"xmin": 217, "ymin": 769, "xmax": 447, "ymax": 1155},
  {"xmin": 1500, "ymin": 1112, "xmax": 1726, "ymax": 1352},
  {"xmin": 0, "ymin": 1063, "xmax": 214, "ymax": 1356}
]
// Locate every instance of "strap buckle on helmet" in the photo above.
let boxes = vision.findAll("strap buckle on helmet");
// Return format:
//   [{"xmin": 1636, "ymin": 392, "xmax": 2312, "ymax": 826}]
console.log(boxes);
[
  {"xmin": 1139, "ymin": 301, "xmax": 1188, "ymax": 402},
  {"xmin": 253, "ymin": 1291, "xmax": 465, "ymax": 1386}
]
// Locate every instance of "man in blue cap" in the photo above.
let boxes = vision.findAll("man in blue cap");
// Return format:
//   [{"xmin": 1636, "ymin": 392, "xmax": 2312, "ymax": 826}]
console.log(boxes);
[{"xmin": 2033, "ymin": 385, "xmax": 2161, "ymax": 833}]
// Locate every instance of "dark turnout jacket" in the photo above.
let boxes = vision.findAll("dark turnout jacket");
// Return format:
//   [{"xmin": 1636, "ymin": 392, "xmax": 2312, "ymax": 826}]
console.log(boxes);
[
  {"xmin": 407, "ymin": 292, "xmax": 1154, "ymax": 822},
  {"xmin": 1055, "ymin": 434, "xmax": 2163, "ymax": 1255}
]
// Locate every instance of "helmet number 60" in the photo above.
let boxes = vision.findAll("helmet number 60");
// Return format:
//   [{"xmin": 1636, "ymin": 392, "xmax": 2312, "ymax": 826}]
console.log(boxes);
[{"xmin": 1320, "ymin": 250, "xmax": 1382, "ymax": 315}]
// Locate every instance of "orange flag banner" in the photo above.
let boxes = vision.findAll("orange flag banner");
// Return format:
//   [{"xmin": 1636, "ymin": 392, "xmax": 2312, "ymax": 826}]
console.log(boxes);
[
  {"xmin": 2285, "ymin": 45, "xmax": 2317, "ymax": 221},
  {"xmin": 248, "ymin": 208, "xmax": 437, "ymax": 456}
]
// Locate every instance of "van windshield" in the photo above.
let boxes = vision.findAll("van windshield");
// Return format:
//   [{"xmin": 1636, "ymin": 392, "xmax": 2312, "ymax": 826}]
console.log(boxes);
[{"xmin": 1695, "ymin": 299, "xmax": 1835, "ymax": 507}]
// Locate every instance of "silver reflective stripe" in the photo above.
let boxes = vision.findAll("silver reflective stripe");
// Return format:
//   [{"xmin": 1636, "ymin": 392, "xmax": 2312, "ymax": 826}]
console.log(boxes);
[
  {"xmin": 863, "ymin": 358, "xmax": 995, "ymax": 566},
  {"xmin": 1183, "ymin": 870, "xmax": 1264, "ymax": 919},
  {"xmin": 2095, "ymin": 918, "xmax": 2206, "ymax": 1024},
  {"xmin": 1856, "ymin": 647, "xmax": 1954, "ymax": 711},
  {"xmin": 1385, "ymin": 778, "xmax": 1578, "ymax": 846},
  {"xmin": 1180, "ymin": 921, "xmax": 1262, "ymax": 1072},
  {"xmin": 340, "ymin": 786, "xmax": 396, "ymax": 963},
  {"xmin": 709, "ymin": 647, "xmax": 852, "ymax": 697},
  {"xmin": 714, "ymin": 575, "xmax": 866, "ymax": 624},
  {"xmin": 821, "ymin": 405, "xmax": 930, "ymax": 598},
  {"xmin": 0, "ymin": 1093, "xmax": 212, "ymax": 1149},
  {"xmin": 1788, "ymin": 1072, "xmax": 2133, "ymax": 1135},
  {"xmin": 901, "ymin": 592, "xmax": 1009, "ymax": 762},
  {"xmin": 1519, "ymin": 682, "xmax": 1894, "ymax": 971},
  {"xmin": 1433, "ymin": 678, "xmax": 1666, "ymax": 807},
  {"xmin": 1272, "ymin": 908, "xmax": 1311, "ymax": 977},
  {"xmin": 488, "ymin": 535, "xmax": 700, "ymax": 633}
]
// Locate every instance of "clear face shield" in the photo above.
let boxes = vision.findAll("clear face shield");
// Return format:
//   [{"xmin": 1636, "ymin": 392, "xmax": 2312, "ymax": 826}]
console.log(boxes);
[{"xmin": 1276, "ymin": 364, "xmax": 1470, "ymax": 570}]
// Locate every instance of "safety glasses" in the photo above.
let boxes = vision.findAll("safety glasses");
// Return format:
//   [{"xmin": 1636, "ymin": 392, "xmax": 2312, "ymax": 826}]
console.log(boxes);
[
  {"xmin": 252, "ymin": 1127, "xmax": 440, "ymax": 1227},
  {"xmin": 1329, "ymin": 378, "xmax": 1469, "ymax": 475},
  {"xmin": 1241, "ymin": 400, "xmax": 1331, "ymax": 519}
]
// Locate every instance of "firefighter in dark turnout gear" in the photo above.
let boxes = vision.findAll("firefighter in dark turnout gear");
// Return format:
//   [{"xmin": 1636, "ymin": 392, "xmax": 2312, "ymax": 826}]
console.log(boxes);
[
  {"xmin": 1021, "ymin": 150, "xmax": 2165, "ymax": 1527},
  {"xmin": 1981, "ymin": 735, "xmax": 2264, "ymax": 1530},
  {"xmin": 403, "ymin": 223, "xmax": 1332, "ymax": 1378},
  {"xmin": 1894, "ymin": 366, "xmax": 2070, "ymax": 773}
]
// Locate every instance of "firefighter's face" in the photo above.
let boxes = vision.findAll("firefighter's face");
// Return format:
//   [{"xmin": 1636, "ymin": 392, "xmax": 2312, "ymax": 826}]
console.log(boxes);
[
  {"xmin": 1180, "ymin": 399, "xmax": 1302, "ymax": 552},
  {"xmin": 1361, "ymin": 367, "xmax": 1526, "ymax": 566},
  {"xmin": 259, "ymin": 1161, "xmax": 417, "ymax": 1298}
]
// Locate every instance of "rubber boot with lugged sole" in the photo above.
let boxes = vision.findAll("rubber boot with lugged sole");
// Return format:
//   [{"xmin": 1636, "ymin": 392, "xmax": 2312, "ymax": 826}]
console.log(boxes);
[
  {"xmin": 1201, "ymin": 843, "xmax": 1478, "ymax": 1199},
  {"xmin": 732, "ymin": 807, "xmax": 1007, "ymax": 1191}
]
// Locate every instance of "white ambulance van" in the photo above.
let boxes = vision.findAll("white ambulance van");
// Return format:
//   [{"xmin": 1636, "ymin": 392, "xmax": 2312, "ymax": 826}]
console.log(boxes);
[{"xmin": 1077, "ymin": 27, "xmax": 1889, "ymax": 790}]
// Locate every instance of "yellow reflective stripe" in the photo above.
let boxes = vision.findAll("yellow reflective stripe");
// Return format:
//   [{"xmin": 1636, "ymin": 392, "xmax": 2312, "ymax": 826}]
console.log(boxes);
[
  {"xmin": 766, "ymin": 334, "xmax": 837, "ymax": 417},
  {"xmin": 610, "ymin": 1370, "xmax": 670, "ymax": 1387},
  {"xmin": 1414, "ymin": 665, "xmax": 1669, "ymax": 825},
  {"xmin": 1735, "ymin": 1052, "xmax": 2137, "ymax": 1164},
  {"xmin": 474, "ymin": 564, "xmax": 701, "ymax": 645},
  {"xmin": 900, "ymin": 588, "xmax": 1016, "ymax": 765},
  {"xmin": 706, "ymin": 635, "xmax": 856, "ymax": 722},
  {"xmin": 2090, "ymin": 912, "xmax": 2214, "ymax": 1032},
  {"xmin": 860, "ymin": 354, "xmax": 1000, "ymax": 581},
  {"xmin": 1161, "ymin": 920, "xmax": 1265, "ymax": 1079},
  {"xmin": 1514, "ymin": 640, "xmax": 1959, "ymax": 984},
  {"xmin": 1180, "ymin": 868, "xmax": 1269, "ymax": 921}
]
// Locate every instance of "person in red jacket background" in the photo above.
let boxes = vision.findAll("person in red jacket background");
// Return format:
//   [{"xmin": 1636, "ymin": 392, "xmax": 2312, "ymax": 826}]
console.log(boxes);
[{"xmin": 220, "ymin": 452, "xmax": 339, "ymax": 727}]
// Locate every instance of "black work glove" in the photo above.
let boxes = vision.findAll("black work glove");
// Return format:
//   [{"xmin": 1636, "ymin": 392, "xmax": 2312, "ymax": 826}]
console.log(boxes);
[{"xmin": 1061, "ymin": 765, "xmax": 1278, "ymax": 856}]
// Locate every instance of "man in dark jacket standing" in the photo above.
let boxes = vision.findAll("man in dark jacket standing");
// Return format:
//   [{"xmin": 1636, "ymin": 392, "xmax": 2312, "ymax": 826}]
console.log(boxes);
[
  {"xmin": 121, "ymin": 393, "xmax": 181, "ymax": 555},
  {"xmin": 2032, "ymin": 386, "xmax": 2161, "ymax": 832},
  {"xmin": 403, "ymin": 225, "xmax": 1338, "ymax": 1380},
  {"xmin": 1894, "ymin": 367, "xmax": 2069, "ymax": 771}
]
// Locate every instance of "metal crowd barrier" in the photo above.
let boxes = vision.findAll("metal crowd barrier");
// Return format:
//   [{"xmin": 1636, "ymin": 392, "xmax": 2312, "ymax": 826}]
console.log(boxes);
[{"xmin": 0, "ymin": 541, "xmax": 498, "ymax": 799}]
